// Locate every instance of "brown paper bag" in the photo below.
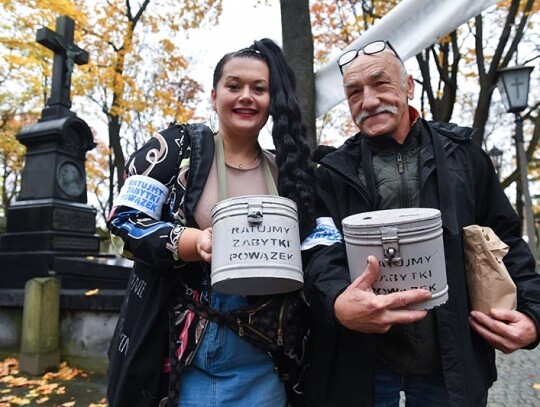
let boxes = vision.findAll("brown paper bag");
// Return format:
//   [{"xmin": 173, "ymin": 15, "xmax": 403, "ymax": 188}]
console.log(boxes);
[{"xmin": 462, "ymin": 225, "xmax": 517, "ymax": 313}]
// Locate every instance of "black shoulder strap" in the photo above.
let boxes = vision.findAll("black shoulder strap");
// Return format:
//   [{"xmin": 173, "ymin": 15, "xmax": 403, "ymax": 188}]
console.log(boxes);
[{"xmin": 426, "ymin": 122, "xmax": 458, "ymax": 234}]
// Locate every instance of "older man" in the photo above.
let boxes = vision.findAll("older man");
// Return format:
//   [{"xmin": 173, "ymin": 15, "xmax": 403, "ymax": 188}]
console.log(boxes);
[{"xmin": 302, "ymin": 40, "xmax": 540, "ymax": 407}]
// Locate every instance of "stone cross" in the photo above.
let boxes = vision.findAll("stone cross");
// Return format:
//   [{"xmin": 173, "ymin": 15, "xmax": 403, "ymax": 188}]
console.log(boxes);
[{"xmin": 36, "ymin": 16, "xmax": 88, "ymax": 115}]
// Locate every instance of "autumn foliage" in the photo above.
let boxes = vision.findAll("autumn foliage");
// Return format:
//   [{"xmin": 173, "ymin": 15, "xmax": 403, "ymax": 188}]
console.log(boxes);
[{"xmin": 0, "ymin": 0, "xmax": 222, "ymax": 221}]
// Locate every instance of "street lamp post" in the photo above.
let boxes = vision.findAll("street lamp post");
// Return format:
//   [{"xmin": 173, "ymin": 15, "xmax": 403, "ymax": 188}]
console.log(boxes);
[{"xmin": 497, "ymin": 65, "xmax": 536, "ymax": 257}]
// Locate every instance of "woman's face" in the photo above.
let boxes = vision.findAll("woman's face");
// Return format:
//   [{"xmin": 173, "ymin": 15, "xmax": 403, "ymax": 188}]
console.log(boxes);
[{"xmin": 212, "ymin": 57, "xmax": 270, "ymax": 140}]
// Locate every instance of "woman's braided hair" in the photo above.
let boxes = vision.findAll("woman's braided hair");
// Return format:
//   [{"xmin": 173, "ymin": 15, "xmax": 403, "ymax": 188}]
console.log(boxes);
[{"xmin": 212, "ymin": 38, "xmax": 316, "ymax": 239}]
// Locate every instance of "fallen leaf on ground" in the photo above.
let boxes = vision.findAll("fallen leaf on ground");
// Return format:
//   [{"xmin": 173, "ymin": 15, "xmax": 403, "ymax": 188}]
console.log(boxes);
[
  {"xmin": 0, "ymin": 360, "xmax": 18, "ymax": 377},
  {"xmin": 84, "ymin": 288, "xmax": 100, "ymax": 296}
]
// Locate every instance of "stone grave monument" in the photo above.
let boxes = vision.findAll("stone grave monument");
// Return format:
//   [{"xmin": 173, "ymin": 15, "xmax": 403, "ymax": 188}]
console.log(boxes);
[{"xmin": 0, "ymin": 16, "xmax": 130, "ymax": 291}]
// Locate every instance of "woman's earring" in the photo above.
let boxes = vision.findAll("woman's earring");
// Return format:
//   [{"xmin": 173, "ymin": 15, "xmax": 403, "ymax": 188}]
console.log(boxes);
[
  {"xmin": 265, "ymin": 116, "xmax": 274, "ymax": 134},
  {"xmin": 209, "ymin": 108, "xmax": 218, "ymax": 133}
]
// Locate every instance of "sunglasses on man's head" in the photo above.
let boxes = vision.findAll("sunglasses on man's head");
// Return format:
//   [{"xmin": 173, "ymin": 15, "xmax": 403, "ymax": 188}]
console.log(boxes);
[{"xmin": 337, "ymin": 40, "xmax": 403, "ymax": 75}]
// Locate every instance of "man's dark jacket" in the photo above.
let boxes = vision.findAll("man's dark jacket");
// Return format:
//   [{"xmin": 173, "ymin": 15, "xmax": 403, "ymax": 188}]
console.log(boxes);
[{"xmin": 302, "ymin": 119, "xmax": 540, "ymax": 406}]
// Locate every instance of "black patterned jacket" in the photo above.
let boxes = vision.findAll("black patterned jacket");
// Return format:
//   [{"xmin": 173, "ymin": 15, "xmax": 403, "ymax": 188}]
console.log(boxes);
[{"xmin": 107, "ymin": 123, "xmax": 216, "ymax": 407}]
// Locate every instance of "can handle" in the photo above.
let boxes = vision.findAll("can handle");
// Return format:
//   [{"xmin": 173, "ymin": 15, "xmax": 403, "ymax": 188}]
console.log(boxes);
[{"xmin": 247, "ymin": 198, "xmax": 263, "ymax": 225}]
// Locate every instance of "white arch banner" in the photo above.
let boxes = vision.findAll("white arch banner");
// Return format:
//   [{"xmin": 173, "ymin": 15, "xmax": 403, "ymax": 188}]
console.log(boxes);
[{"xmin": 315, "ymin": 0, "xmax": 499, "ymax": 117}]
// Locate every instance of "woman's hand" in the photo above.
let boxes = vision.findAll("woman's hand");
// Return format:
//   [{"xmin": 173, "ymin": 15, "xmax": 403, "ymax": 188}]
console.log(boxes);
[
  {"xmin": 196, "ymin": 227, "xmax": 212, "ymax": 263},
  {"xmin": 178, "ymin": 227, "xmax": 213, "ymax": 263}
]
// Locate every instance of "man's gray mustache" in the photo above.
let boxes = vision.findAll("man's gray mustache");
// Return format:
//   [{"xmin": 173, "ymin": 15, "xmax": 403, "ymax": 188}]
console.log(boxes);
[{"xmin": 355, "ymin": 105, "xmax": 398, "ymax": 125}]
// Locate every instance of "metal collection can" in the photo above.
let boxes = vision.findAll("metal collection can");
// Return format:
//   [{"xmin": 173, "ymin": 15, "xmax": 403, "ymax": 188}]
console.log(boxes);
[
  {"xmin": 342, "ymin": 208, "xmax": 448, "ymax": 310},
  {"xmin": 211, "ymin": 195, "xmax": 303, "ymax": 295}
]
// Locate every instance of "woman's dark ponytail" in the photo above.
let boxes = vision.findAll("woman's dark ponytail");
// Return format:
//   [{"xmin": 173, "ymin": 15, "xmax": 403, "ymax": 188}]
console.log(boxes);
[{"xmin": 250, "ymin": 39, "xmax": 316, "ymax": 240}]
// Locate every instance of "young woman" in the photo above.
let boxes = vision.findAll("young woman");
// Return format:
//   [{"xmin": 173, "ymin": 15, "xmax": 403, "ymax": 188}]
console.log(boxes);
[{"xmin": 106, "ymin": 38, "xmax": 315, "ymax": 407}]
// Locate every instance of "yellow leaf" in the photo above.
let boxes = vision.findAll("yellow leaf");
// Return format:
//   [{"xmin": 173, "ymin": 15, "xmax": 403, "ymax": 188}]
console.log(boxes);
[
  {"xmin": 36, "ymin": 397, "xmax": 50, "ymax": 404},
  {"xmin": 61, "ymin": 401, "xmax": 76, "ymax": 406},
  {"xmin": 84, "ymin": 288, "xmax": 100, "ymax": 296},
  {"xmin": 36, "ymin": 382, "xmax": 59, "ymax": 395},
  {"xmin": 533, "ymin": 383, "xmax": 540, "ymax": 389},
  {"xmin": 7, "ymin": 396, "xmax": 30, "ymax": 405}
]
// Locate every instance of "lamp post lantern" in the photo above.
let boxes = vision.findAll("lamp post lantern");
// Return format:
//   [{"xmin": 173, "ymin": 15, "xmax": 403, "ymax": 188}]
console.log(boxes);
[
  {"xmin": 496, "ymin": 65, "xmax": 536, "ymax": 256},
  {"xmin": 488, "ymin": 146, "xmax": 503, "ymax": 178}
]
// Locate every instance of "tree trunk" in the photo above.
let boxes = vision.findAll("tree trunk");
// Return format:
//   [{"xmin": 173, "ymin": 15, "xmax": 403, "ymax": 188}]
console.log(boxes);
[{"xmin": 280, "ymin": 0, "xmax": 317, "ymax": 150}]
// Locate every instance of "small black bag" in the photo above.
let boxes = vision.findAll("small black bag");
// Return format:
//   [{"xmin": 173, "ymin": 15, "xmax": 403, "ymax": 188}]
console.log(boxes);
[
  {"xmin": 182, "ymin": 290, "xmax": 309, "ymax": 353},
  {"xmin": 224, "ymin": 291, "xmax": 309, "ymax": 352}
]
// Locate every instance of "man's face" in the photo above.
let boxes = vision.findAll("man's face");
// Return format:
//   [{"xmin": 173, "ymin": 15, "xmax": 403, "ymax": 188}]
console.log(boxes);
[{"xmin": 342, "ymin": 50, "xmax": 414, "ymax": 142}]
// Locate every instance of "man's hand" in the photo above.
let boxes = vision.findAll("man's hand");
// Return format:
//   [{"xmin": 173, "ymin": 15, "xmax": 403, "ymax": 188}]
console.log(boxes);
[
  {"xmin": 334, "ymin": 255, "xmax": 432, "ymax": 333},
  {"xmin": 469, "ymin": 309, "xmax": 538, "ymax": 354}
]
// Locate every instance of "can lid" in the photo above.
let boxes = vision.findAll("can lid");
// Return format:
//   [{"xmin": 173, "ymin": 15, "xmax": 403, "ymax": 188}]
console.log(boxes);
[
  {"xmin": 342, "ymin": 208, "xmax": 441, "ymax": 230},
  {"xmin": 211, "ymin": 195, "xmax": 298, "ymax": 218}
]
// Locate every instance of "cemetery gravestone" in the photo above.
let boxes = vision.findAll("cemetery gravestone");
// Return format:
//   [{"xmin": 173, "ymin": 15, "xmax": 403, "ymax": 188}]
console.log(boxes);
[{"xmin": 0, "ymin": 16, "xmax": 128, "ymax": 290}]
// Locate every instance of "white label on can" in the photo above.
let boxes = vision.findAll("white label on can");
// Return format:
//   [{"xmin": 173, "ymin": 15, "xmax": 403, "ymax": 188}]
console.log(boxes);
[{"xmin": 227, "ymin": 224, "xmax": 294, "ymax": 262}]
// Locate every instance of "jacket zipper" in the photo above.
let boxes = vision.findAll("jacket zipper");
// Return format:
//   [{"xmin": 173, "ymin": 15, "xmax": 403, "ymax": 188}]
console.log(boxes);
[
  {"xmin": 247, "ymin": 298, "xmax": 274, "ymax": 324},
  {"xmin": 396, "ymin": 153, "xmax": 405, "ymax": 174},
  {"xmin": 396, "ymin": 152, "xmax": 411, "ymax": 207}
]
